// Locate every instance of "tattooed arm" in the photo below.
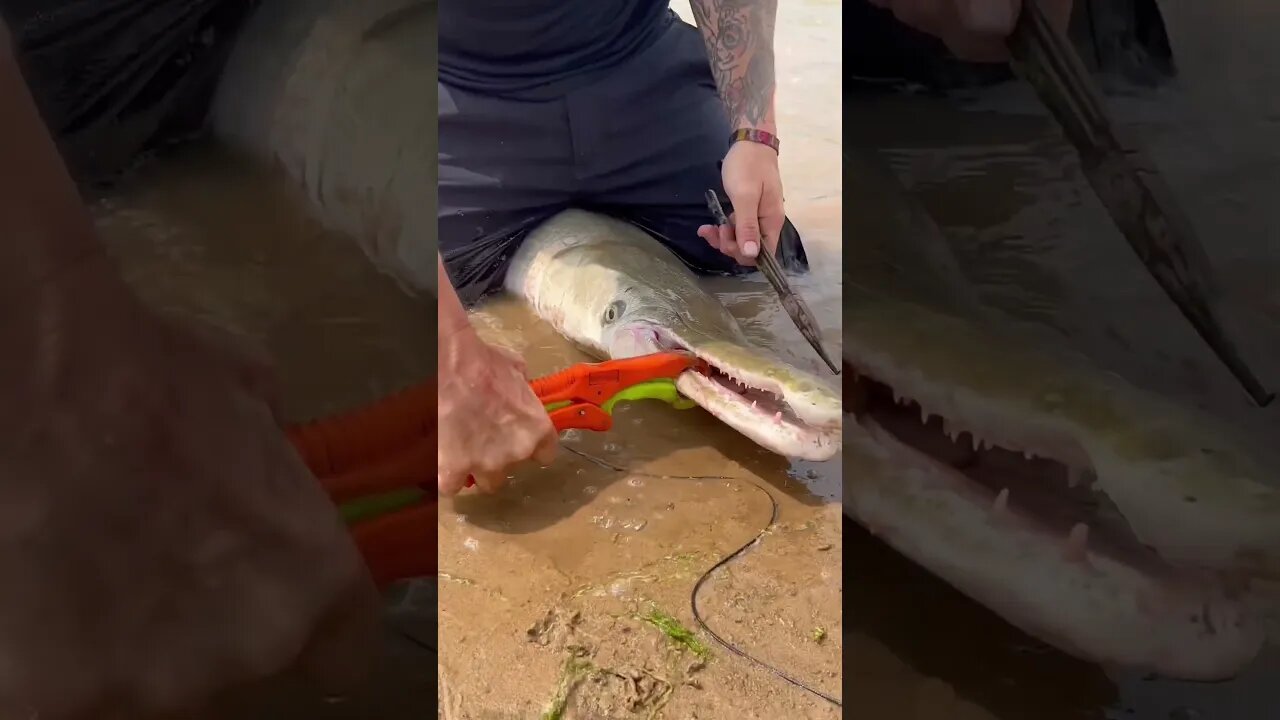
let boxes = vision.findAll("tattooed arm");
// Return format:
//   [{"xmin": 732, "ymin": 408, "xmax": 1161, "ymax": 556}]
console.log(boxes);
[
  {"xmin": 688, "ymin": 0, "xmax": 779, "ymax": 133},
  {"xmin": 689, "ymin": 0, "xmax": 786, "ymax": 264}
]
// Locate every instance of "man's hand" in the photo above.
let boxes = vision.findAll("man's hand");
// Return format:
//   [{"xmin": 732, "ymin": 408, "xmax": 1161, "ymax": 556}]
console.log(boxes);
[
  {"xmin": 436, "ymin": 255, "xmax": 557, "ymax": 496},
  {"xmin": 688, "ymin": 0, "xmax": 787, "ymax": 266},
  {"xmin": 437, "ymin": 329, "xmax": 558, "ymax": 496},
  {"xmin": 0, "ymin": 272, "xmax": 379, "ymax": 719},
  {"xmin": 868, "ymin": 0, "xmax": 1074, "ymax": 62},
  {"xmin": 697, "ymin": 140, "xmax": 786, "ymax": 265}
]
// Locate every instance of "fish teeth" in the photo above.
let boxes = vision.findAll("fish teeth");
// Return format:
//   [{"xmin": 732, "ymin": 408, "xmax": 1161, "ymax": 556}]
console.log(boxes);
[
  {"xmin": 1064, "ymin": 523, "xmax": 1089, "ymax": 562},
  {"xmin": 991, "ymin": 488, "xmax": 1010, "ymax": 515},
  {"xmin": 773, "ymin": 411, "xmax": 783, "ymax": 424}
]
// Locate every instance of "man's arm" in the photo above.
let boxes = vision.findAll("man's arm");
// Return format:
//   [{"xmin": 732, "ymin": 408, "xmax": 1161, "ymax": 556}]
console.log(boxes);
[
  {"xmin": 435, "ymin": 254, "xmax": 559, "ymax": 495},
  {"xmin": 438, "ymin": 254, "xmax": 474, "ymax": 351},
  {"xmin": 0, "ymin": 20, "xmax": 139, "ymax": 391},
  {"xmin": 688, "ymin": 0, "xmax": 783, "ymax": 263},
  {"xmin": 688, "ymin": 0, "xmax": 779, "ymax": 134},
  {"xmin": 0, "ymin": 23, "xmax": 120, "ymax": 301}
]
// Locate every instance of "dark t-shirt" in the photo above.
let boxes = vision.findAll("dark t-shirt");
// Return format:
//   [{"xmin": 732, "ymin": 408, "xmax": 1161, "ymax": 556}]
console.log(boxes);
[{"xmin": 439, "ymin": 0, "xmax": 671, "ymax": 99}]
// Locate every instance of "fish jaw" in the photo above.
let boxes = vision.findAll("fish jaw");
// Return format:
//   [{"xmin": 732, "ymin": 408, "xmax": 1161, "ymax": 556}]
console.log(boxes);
[
  {"xmin": 674, "ymin": 372, "xmax": 841, "ymax": 462},
  {"xmin": 841, "ymin": 293, "xmax": 1280, "ymax": 677},
  {"xmin": 1075, "ymin": 398, "xmax": 1280, "ymax": 581},
  {"xmin": 845, "ymin": 294, "xmax": 1280, "ymax": 578},
  {"xmin": 606, "ymin": 323, "xmax": 842, "ymax": 462},
  {"xmin": 844, "ymin": 418, "xmax": 1265, "ymax": 680}
]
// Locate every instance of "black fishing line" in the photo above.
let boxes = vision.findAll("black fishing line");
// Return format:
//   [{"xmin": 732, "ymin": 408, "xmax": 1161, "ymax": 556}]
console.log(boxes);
[
  {"xmin": 689, "ymin": 478, "xmax": 843, "ymax": 708},
  {"xmin": 393, "ymin": 625, "xmax": 435, "ymax": 654},
  {"xmin": 545, "ymin": 446, "xmax": 842, "ymax": 706}
]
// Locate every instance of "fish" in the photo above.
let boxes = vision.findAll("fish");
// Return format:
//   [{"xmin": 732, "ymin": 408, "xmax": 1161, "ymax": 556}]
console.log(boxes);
[
  {"xmin": 504, "ymin": 209, "xmax": 843, "ymax": 461},
  {"xmin": 841, "ymin": 146, "xmax": 1280, "ymax": 680}
]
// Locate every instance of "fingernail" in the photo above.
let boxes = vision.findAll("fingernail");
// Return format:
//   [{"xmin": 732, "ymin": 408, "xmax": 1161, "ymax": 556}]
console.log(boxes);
[
  {"xmin": 966, "ymin": 0, "xmax": 1015, "ymax": 33},
  {"xmin": 743, "ymin": 241, "xmax": 759, "ymax": 258}
]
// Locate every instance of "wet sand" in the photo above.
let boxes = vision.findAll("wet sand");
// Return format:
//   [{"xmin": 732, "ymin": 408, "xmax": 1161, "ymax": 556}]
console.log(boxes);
[{"xmin": 440, "ymin": 294, "xmax": 843, "ymax": 718}]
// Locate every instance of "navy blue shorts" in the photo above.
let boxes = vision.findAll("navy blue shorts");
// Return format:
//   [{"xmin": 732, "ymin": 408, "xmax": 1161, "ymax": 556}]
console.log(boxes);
[{"xmin": 437, "ymin": 12, "xmax": 806, "ymax": 305}]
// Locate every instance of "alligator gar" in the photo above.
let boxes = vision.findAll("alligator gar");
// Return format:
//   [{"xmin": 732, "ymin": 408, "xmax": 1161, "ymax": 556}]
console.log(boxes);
[
  {"xmin": 843, "ymin": 146, "xmax": 1280, "ymax": 680},
  {"xmin": 505, "ymin": 209, "xmax": 843, "ymax": 461}
]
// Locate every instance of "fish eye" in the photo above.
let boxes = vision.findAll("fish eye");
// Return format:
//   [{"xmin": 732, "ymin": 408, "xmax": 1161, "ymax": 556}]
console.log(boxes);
[{"xmin": 603, "ymin": 300, "xmax": 625, "ymax": 324}]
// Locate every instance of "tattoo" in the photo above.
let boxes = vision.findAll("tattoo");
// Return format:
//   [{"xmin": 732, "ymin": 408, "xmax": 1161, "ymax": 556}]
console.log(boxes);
[{"xmin": 689, "ymin": 0, "xmax": 778, "ymax": 130}]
